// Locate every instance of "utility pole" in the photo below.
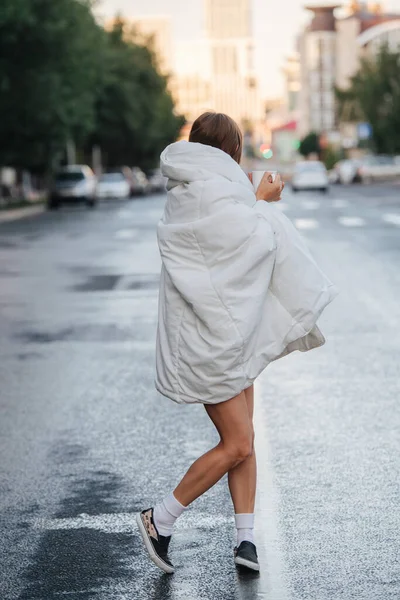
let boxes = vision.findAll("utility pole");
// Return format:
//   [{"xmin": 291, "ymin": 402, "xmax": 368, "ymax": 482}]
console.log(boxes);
[{"xmin": 66, "ymin": 140, "xmax": 76, "ymax": 166}]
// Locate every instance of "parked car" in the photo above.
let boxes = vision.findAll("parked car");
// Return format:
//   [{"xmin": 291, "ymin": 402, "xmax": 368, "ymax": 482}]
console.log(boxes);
[
  {"xmin": 127, "ymin": 167, "xmax": 149, "ymax": 195},
  {"xmin": 357, "ymin": 155, "xmax": 400, "ymax": 183},
  {"xmin": 48, "ymin": 165, "xmax": 97, "ymax": 209},
  {"xmin": 147, "ymin": 168, "xmax": 167, "ymax": 193},
  {"xmin": 330, "ymin": 159, "xmax": 361, "ymax": 185},
  {"xmin": 96, "ymin": 172, "xmax": 130, "ymax": 200},
  {"xmin": 292, "ymin": 161, "xmax": 329, "ymax": 193}
]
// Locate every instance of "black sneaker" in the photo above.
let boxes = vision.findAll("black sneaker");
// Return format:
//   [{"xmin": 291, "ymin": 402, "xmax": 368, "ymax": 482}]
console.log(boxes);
[
  {"xmin": 136, "ymin": 508, "xmax": 174, "ymax": 574},
  {"xmin": 234, "ymin": 541, "xmax": 260, "ymax": 571}
]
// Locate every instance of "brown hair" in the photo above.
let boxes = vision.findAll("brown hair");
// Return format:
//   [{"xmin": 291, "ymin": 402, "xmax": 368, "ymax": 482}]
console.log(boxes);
[{"xmin": 189, "ymin": 112, "xmax": 243, "ymax": 164}]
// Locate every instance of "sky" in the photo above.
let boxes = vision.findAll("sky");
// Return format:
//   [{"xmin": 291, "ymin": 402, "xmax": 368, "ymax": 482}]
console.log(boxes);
[{"xmin": 97, "ymin": 0, "xmax": 400, "ymax": 99}]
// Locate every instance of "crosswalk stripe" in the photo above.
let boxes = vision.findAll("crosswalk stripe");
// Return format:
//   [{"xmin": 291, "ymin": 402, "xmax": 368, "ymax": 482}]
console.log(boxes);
[
  {"xmin": 295, "ymin": 218, "xmax": 319, "ymax": 230},
  {"xmin": 382, "ymin": 213, "xmax": 400, "ymax": 226},
  {"xmin": 338, "ymin": 216, "xmax": 365, "ymax": 227},
  {"xmin": 301, "ymin": 200, "xmax": 320, "ymax": 210},
  {"xmin": 332, "ymin": 199, "xmax": 349, "ymax": 209},
  {"xmin": 115, "ymin": 229, "xmax": 139, "ymax": 239}
]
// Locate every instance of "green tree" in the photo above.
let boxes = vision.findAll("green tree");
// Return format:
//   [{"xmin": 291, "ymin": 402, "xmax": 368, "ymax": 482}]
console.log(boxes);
[
  {"xmin": 0, "ymin": 0, "xmax": 103, "ymax": 172},
  {"xmin": 336, "ymin": 44, "xmax": 400, "ymax": 154},
  {"xmin": 0, "ymin": 4, "xmax": 183, "ymax": 176},
  {"xmin": 299, "ymin": 132, "xmax": 320, "ymax": 158},
  {"xmin": 90, "ymin": 20, "xmax": 184, "ymax": 170}
]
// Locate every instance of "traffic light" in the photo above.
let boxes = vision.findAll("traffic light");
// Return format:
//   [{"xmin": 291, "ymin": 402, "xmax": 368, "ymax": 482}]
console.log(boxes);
[{"xmin": 259, "ymin": 144, "xmax": 273, "ymax": 159}]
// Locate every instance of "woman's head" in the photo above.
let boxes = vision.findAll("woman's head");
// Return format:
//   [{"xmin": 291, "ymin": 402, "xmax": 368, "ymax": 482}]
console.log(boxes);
[{"xmin": 189, "ymin": 112, "xmax": 243, "ymax": 164}]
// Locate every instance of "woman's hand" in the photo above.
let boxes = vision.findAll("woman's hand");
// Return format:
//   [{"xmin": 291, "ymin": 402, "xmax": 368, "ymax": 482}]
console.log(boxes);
[{"xmin": 249, "ymin": 172, "xmax": 284, "ymax": 202}]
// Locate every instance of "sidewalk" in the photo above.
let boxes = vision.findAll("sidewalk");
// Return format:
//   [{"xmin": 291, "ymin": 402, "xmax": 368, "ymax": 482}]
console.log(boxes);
[{"xmin": 0, "ymin": 203, "xmax": 45, "ymax": 224}]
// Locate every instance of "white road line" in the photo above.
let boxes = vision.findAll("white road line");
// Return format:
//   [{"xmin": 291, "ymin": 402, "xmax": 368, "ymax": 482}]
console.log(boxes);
[
  {"xmin": 301, "ymin": 199, "xmax": 320, "ymax": 210},
  {"xmin": 254, "ymin": 381, "xmax": 290, "ymax": 599},
  {"xmin": 147, "ymin": 209, "xmax": 164, "ymax": 219},
  {"xmin": 382, "ymin": 213, "xmax": 400, "ymax": 226},
  {"xmin": 338, "ymin": 216, "xmax": 365, "ymax": 227},
  {"xmin": 32, "ymin": 512, "xmax": 230, "ymax": 533},
  {"xmin": 295, "ymin": 218, "xmax": 319, "ymax": 230},
  {"xmin": 115, "ymin": 229, "xmax": 139, "ymax": 240},
  {"xmin": 332, "ymin": 199, "xmax": 349, "ymax": 209},
  {"xmin": 0, "ymin": 204, "xmax": 44, "ymax": 223}
]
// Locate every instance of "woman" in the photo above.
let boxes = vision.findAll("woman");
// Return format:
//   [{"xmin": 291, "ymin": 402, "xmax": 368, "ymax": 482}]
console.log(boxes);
[{"xmin": 137, "ymin": 112, "xmax": 337, "ymax": 574}]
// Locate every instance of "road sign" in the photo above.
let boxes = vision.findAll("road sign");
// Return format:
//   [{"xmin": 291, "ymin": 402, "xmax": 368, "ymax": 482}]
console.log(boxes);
[{"xmin": 357, "ymin": 123, "xmax": 372, "ymax": 140}]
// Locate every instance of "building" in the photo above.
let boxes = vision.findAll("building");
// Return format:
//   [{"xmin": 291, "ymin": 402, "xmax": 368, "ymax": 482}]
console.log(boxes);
[
  {"xmin": 170, "ymin": 40, "xmax": 213, "ymax": 123},
  {"xmin": 299, "ymin": 4, "xmax": 340, "ymax": 137},
  {"xmin": 112, "ymin": 3, "xmax": 263, "ymax": 133},
  {"xmin": 204, "ymin": 0, "xmax": 262, "ymax": 128},
  {"xmin": 171, "ymin": 0, "xmax": 262, "ymax": 131},
  {"xmin": 298, "ymin": 1, "xmax": 400, "ymax": 137},
  {"xmin": 282, "ymin": 53, "xmax": 301, "ymax": 116},
  {"xmin": 336, "ymin": 5, "xmax": 400, "ymax": 89}
]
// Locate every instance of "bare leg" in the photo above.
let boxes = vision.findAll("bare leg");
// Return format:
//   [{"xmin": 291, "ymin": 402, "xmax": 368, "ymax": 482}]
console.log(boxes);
[
  {"xmin": 173, "ymin": 391, "xmax": 253, "ymax": 507},
  {"xmin": 227, "ymin": 385, "xmax": 257, "ymax": 514}
]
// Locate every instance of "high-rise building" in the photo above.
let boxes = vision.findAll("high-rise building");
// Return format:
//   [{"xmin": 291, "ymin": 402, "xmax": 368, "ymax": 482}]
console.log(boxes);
[
  {"xmin": 171, "ymin": 40, "xmax": 213, "ymax": 123},
  {"xmin": 204, "ymin": 0, "xmax": 261, "ymax": 128},
  {"xmin": 299, "ymin": 5, "xmax": 339, "ymax": 137},
  {"xmin": 298, "ymin": 2, "xmax": 400, "ymax": 137},
  {"xmin": 283, "ymin": 53, "xmax": 301, "ymax": 115},
  {"xmin": 336, "ymin": 4, "xmax": 400, "ymax": 89}
]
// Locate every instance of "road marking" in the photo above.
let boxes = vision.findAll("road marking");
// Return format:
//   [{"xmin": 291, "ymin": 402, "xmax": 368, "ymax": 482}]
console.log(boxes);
[
  {"xmin": 382, "ymin": 213, "xmax": 400, "ymax": 226},
  {"xmin": 254, "ymin": 380, "xmax": 291, "ymax": 599},
  {"xmin": 295, "ymin": 218, "xmax": 319, "ymax": 230},
  {"xmin": 332, "ymin": 199, "xmax": 349, "ymax": 209},
  {"xmin": 338, "ymin": 216, "xmax": 365, "ymax": 227},
  {"xmin": 147, "ymin": 209, "xmax": 164, "ymax": 219},
  {"xmin": 0, "ymin": 204, "xmax": 44, "ymax": 224},
  {"xmin": 32, "ymin": 512, "xmax": 230, "ymax": 533},
  {"xmin": 301, "ymin": 199, "xmax": 320, "ymax": 210},
  {"xmin": 115, "ymin": 229, "xmax": 139, "ymax": 240}
]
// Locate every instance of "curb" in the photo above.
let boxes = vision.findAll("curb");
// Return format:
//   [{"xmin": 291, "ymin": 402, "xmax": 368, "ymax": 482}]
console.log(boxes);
[{"xmin": 0, "ymin": 204, "xmax": 45, "ymax": 224}]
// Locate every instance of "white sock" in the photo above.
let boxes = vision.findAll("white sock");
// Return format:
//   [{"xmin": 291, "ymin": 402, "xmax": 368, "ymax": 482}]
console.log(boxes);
[
  {"xmin": 153, "ymin": 492, "xmax": 187, "ymax": 537},
  {"xmin": 235, "ymin": 513, "xmax": 255, "ymax": 546}
]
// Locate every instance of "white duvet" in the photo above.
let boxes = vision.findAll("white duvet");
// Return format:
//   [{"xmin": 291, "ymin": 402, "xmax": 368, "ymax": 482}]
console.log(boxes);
[{"xmin": 155, "ymin": 141, "xmax": 338, "ymax": 404}]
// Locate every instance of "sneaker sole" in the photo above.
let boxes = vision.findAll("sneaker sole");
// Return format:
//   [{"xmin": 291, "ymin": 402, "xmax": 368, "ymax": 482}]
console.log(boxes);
[
  {"xmin": 234, "ymin": 555, "xmax": 260, "ymax": 571},
  {"xmin": 136, "ymin": 513, "xmax": 175, "ymax": 574}
]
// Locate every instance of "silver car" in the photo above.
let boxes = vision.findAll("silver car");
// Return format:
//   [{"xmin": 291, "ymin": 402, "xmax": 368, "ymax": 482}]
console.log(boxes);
[
  {"xmin": 292, "ymin": 161, "xmax": 329, "ymax": 193},
  {"xmin": 358, "ymin": 155, "xmax": 400, "ymax": 183},
  {"xmin": 49, "ymin": 165, "xmax": 97, "ymax": 209}
]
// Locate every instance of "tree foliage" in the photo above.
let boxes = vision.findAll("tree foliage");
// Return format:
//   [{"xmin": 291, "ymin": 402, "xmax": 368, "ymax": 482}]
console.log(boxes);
[
  {"xmin": 336, "ymin": 44, "xmax": 400, "ymax": 154},
  {"xmin": 0, "ymin": 1, "xmax": 183, "ymax": 173},
  {"xmin": 299, "ymin": 132, "xmax": 320, "ymax": 158},
  {"xmin": 90, "ymin": 20, "xmax": 184, "ymax": 170},
  {"xmin": 0, "ymin": 0, "xmax": 103, "ymax": 171}
]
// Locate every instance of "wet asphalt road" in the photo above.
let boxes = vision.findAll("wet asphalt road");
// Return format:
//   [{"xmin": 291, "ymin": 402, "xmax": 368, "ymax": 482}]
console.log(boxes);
[{"xmin": 1, "ymin": 183, "xmax": 400, "ymax": 600}]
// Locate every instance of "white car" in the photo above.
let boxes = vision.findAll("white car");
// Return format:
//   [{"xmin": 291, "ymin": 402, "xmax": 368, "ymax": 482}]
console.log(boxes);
[
  {"xmin": 49, "ymin": 165, "xmax": 97, "ymax": 209},
  {"xmin": 96, "ymin": 173, "xmax": 130, "ymax": 199},
  {"xmin": 148, "ymin": 168, "xmax": 167, "ymax": 193},
  {"xmin": 292, "ymin": 161, "xmax": 329, "ymax": 193},
  {"xmin": 358, "ymin": 155, "xmax": 400, "ymax": 183},
  {"xmin": 331, "ymin": 159, "xmax": 361, "ymax": 185}
]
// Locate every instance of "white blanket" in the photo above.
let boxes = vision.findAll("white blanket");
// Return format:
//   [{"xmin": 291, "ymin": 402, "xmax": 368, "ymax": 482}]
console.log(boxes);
[{"xmin": 156, "ymin": 141, "xmax": 338, "ymax": 404}]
